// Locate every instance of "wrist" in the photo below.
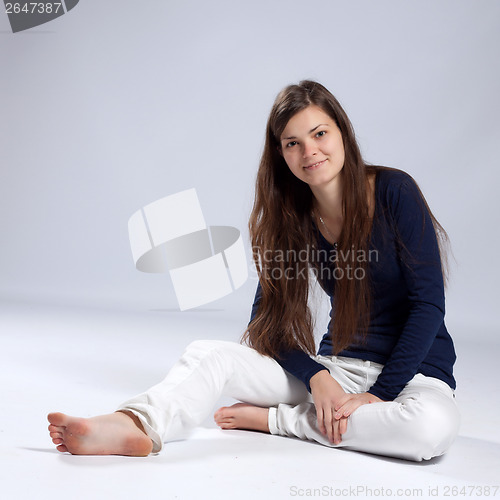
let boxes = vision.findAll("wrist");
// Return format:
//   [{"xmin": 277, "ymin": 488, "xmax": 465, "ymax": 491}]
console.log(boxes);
[
  {"xmin": 310, "ymin": 369, "xmax": 345, "ymax": 399},
  {"xmin": 309, "ymin": 368, "xmax": 330, "ymax": 387}
]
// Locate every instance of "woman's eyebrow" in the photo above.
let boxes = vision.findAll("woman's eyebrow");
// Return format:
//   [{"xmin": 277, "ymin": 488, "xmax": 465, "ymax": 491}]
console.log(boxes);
[{"xmin": 282, "ymin": 123, "xmax": 330, "ymax": 141}]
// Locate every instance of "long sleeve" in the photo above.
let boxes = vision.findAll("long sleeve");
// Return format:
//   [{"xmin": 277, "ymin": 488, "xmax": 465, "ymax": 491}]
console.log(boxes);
[
  {"xmin": 367, "ymin": 175, "xmax": 446, "ymax": 400},
  {"xmin": 249, "ymin": 282, "xmax": 327, "ymax": 392}
]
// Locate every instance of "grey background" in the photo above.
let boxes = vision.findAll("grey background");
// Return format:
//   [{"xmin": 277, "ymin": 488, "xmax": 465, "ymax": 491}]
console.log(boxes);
[{"xmin": 1, "ymin": 0, "xmax": 499, "ymax": 337}]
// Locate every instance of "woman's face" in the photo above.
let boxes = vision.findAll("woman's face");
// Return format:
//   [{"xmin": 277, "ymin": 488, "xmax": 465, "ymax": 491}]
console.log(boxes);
[{"xmin": 279, "ymin": 105, "xmax": 345, "ymax": 188}]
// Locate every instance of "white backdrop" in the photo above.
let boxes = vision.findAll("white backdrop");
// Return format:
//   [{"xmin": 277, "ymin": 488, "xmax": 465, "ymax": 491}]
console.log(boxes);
[{"xmin": 1, "ymin": 0, "xmax": 499, "ymax": 337}]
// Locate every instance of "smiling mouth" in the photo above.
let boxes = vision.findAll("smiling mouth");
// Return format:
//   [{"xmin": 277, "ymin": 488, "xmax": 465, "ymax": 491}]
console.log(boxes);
[{"xmin": 304, "ymin": 159, "xmax": 326, "ymax": 170}]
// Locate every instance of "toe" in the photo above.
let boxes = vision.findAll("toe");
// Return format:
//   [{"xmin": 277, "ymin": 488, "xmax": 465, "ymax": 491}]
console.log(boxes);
[
  {"xmin": 214, "ymin": 409, "xmax": 227, "ymax": 422},
  {"xmin": 214, "ymin": 414, "xmax": 231, "ymax": 425},
  {"xmin": 216, "ymin": 417, "xmax": 233, "ymax": 426},
  {"xmin": 48, "ymin": 412, "xmax": 68, "ymax": 426},
  {"xmin": 214, "ymin": 408, "xmax": 224, "ymax": 418},
  {"xmin": 56, "ymin": 444, "xmax": 68, "ymax": 453}
]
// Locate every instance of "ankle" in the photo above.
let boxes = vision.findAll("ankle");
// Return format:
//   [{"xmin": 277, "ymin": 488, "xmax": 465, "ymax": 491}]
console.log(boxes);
[{"xmin": 116, "ymin": 410, "xmax": 147, "ymax": 435}]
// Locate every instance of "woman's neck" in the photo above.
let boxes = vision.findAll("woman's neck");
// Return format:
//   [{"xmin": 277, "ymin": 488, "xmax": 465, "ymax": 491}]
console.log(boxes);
[{"xmin": 310, "ymin": 173, "xmax": 344, "ymax": 220}]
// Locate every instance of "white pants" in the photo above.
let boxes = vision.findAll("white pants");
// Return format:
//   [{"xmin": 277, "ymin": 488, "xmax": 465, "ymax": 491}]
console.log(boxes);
[{"xmin": 117, "ymin": 340, "xmax": 460, "ymax": 461}]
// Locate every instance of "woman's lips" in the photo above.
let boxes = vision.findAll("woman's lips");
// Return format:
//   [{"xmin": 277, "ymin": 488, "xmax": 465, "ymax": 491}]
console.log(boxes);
[{"xmin": 304, "ymin": 159, "xmax": 326, "ymax": 170}]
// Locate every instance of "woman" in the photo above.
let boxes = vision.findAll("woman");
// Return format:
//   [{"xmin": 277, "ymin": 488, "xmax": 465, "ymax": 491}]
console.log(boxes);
[{"xmin": 47, "ymin": 81, "xmax": 460, "ymax": 461}]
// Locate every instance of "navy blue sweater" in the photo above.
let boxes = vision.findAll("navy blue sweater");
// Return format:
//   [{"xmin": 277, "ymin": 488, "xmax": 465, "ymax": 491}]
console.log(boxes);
[{"xmin": 249, "ymin": 168, "xmax": 456, "ymax": 401}]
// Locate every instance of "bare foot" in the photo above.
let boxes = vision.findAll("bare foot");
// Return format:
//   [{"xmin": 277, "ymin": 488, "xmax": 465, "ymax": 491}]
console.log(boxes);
[
  {"xmin": 47, "ymin": 411, "xmax": 153, "ymax": 456},
  {"xmin": 214, "ymin": 403, "xmax": 270, "ymax": 433}
]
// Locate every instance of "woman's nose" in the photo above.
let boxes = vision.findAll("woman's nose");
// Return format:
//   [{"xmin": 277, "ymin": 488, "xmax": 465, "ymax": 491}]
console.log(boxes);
[{"xmin": 302, "ymin": 140, "xmax": 318, "ymax": 158}]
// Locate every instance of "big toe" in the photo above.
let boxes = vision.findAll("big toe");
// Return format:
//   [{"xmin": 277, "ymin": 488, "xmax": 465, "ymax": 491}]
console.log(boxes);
[
  {"xmin": 48, "ymin": 412, "xmax": 69, "ymax": 426},
  {"xmin": 214, "ymin": 407, "xmax": 229, "ymax": 420}
]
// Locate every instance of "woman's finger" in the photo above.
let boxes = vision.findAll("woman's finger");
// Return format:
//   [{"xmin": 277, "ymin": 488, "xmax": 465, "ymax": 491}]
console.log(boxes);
[
  {"xmin": 333, "ymin": 418, "xmax": 342, "ymax": 444},
  {"xmin": 324, "ymin": 407, "xmax": 335, "ymax": 443},
  {"xmin": 316, "ymin": 406, "xmax": 325, "ymax": 435},
  {"xmin": 339, "ymin": 416, "xmax": 348, "ymax": 435},
  {"xmin": 334, "ymin": 401, "xmax": 349, "ymax": 419},
  {"xmin": 336, "ymin": 397, "xmax": 367, "ymax": 418},
  {"xmin": 334, "ymin": 395, "xmax": 351, "ymax": 411}
]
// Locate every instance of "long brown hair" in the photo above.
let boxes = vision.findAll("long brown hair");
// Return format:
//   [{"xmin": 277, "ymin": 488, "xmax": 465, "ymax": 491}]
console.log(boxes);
[{"xmin": 242, "ymin": 80, "xmax": 448, "ymax": 358}]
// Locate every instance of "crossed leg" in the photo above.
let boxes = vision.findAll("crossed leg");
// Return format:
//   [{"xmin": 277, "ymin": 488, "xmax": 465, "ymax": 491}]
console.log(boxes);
[
  {"xmin": 214, "ymin": 403, "xmax": 270, "ymax": 432},
  {"xmin": 47, "ymin": 340, "xmax": 308, "ymax": 455}
]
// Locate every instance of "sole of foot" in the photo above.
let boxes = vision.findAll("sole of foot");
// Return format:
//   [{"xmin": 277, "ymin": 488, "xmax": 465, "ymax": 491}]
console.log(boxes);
[{"xmin": 47, "ymin": 411, "xmax": 153, "ymax": 456}]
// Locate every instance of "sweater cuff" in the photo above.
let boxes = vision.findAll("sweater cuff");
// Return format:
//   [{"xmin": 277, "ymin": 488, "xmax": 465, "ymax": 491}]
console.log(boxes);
[
  {"xmin": 367, "ymin": 385, "xmax": 396, "ymax": 401},
  {"xmin": 304, "ymin": 366, "xmax": 330, "ymax": 392},
  {"xmin": 275, "ymin": 348, "xmax": 328, "ymax": 393}
]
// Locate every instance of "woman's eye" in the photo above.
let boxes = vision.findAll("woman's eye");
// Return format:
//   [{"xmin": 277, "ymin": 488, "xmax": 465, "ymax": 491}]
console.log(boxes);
[
  {"xmin": 286, "ymin": 141, "xmax": 297, "ymax": 148},
  {"xmin": 316, "ymin": 130, "xmax": 326, "ymax": 137}
]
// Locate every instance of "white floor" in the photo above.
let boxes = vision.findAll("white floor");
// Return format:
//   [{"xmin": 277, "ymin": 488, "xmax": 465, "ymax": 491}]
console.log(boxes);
[{"xmin": 1, "ymin": 298, "xmax": 499, "ymax": 500}]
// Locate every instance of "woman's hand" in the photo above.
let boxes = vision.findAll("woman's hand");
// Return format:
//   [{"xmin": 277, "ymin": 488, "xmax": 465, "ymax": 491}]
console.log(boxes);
[
  {"xmin": 309, "ymin": 370, "xmax": 348, "ymax": 445},
  {"xmin": 333, "ymin": 392, "xmax": 384, "ymax": 420}
]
